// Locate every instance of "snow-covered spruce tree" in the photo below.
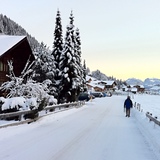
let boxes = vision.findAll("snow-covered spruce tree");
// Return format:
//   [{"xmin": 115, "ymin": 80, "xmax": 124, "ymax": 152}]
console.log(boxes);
[
  {"xmin": 59, "ymin": 11, "xmax": 81, "ymax": 103},
  {"xmin": 52, "ymin": 9, "xmax": 63, "ymax": 97},
  {"xmin": 74, "ymin": 28, "xmax": 86, "ymax": 93},
  {"xmin": 82, "ymin": 60, "xmax": 87, "ymax": 90},
  {"xmin": 32, "ymin": 42, "xmax": 56, "ymax": 96}
]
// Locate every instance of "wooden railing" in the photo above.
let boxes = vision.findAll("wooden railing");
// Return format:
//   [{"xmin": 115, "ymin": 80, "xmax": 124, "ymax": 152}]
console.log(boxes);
[
  {"xmin": 134, "ymin": 102, "xmax": 142, "ymax": 112},
  {"xmin": 134, "ymin": 102, "xmax": 160, "ymax": 126},
  {"xmin": 146, "ymin": 112, "xmax": 160, "ymax": 126},
  {"xmin": 0, "ymin": 101, "xmax": 85, "ymax": 127},
  {"xmin": 0, "ymin": 110, "xmax": 34, "ymax": 120}
]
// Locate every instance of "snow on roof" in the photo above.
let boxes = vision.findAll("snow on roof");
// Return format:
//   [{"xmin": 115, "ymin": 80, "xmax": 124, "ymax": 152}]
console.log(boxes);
[
  {"xmin": 0, "ymin": 35, "xmax": 26, "ymax": 56},
  {"xmin": 86, "ymin": 81, "xmax": 105, "ymax": 89},
  {"xmin": 94, "ymin": 85, "xmax": 105, "ymax": 89},
  {"xmin": 105, "ymin": 80, "xmax": 115, "ymax": 85},
  {"xmin": 139, "ymin": 85, "xmax": 144, "ymax": 88},
  {"xmin": 131, "ymin": 87, "xmax": 137, "ymax": 92}
]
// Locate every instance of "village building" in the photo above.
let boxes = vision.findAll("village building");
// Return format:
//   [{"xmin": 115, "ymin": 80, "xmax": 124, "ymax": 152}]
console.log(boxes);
[
  {"xmin": 0, "ymin": 35, "xmax": 35, "ymax": 87},
  {"xmin": 102, "ymin": 80, "xmax": 117, "ymax": 91},
  {"xmin": 86, "ymin": 76, "xmax": 117, "ymax": 93},
  {"xmin": 86, "ymin": 81, "xmax": 106, "ymax": 92},
  {"xmin": 131, "ymin": 87, "xmax": 138, "ymax": 94},
  {"xmin": 126, "ymin": 84, "xmax": 145, "ymax": 94},
  {"xmin": 133, "ymin": 85, "xmax": 145, "ymax": 93}
]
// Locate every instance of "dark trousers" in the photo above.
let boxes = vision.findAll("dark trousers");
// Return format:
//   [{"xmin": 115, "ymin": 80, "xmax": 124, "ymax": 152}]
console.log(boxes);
[{"xmin": 126, "ymin": 108, "xmax": 130, "ymax": 117}]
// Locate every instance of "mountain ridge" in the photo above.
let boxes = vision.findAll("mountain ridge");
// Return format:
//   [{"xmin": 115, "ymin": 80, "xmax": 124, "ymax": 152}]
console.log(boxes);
[{"xmin": 126, "ymin": 78, "xmax": 160, "ymax": 88}]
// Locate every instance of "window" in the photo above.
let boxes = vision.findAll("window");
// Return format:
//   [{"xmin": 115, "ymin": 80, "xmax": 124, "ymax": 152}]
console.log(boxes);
[
  {"xmin": 0, "ymin": 61, "xmax": 3, "ymax": 71},
  {"xmin": 4, "ymin": 64, "xmax": 8, "ymax": 72},
  {"xmin": 0, "ymin": 61, "xmax": 8, "ymax": 72}
]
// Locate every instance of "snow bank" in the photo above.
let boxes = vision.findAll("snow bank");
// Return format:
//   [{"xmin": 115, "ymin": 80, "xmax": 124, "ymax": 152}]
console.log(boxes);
[
  {"xmin": 0, "ymin": 95, "xmax": 57, "ymax": 112},
  {"xmin": 134, "ymin": 94, "xmax": 160, "ymax": 120},
  {"xmin": 0, "ymin": 97, "xmax": 37, "ymax": 111}
]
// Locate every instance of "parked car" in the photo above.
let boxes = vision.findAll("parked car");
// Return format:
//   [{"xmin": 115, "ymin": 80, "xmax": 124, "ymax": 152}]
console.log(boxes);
[
  {"xmin": 78, "ymin": 92, "xmax": 91, "ymax": 101},
  {"xmin": 102, "ymin": 92, "xmax": 107, "ymax": 97},
  {"xmin": 90, "ymin": 92, "xmax": 103, "ymax": 98}
]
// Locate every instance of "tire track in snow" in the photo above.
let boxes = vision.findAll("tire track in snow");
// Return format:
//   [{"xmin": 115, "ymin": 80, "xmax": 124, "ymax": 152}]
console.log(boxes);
[{"xmin": 51, "ymin": 100, "xmax": 112, "ymax": 160}]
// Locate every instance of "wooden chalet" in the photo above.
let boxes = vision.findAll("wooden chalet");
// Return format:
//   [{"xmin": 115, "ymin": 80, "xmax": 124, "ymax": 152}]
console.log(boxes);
[
  {"xmin": 94, "ymin": 85, "xmax": 105, "ymax": 92},
  {"xmin": 0, "ymin": 35, "xmax": 35, "ymax": 86},
  {"xmin": 104, "ymin": 81, "xmax": 117, "ymax": 91},
  {"xmin": 133, "ymin": 85, "xmax": 145, "ymax": 93}
]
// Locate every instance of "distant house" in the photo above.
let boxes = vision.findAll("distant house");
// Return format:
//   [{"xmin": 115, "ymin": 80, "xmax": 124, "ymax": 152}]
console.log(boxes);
[
  {"xmin": 127, "ymin": 84, "xmax": 145, "ymax": 93},
  {"xmin": 133, "ymin": 85, "xmax": 145, "ymax": 93},
  {"xmin": 0, "ymin": 35, "xmax": 35, "ymax": 86},
  {"xmin": 103, "ymin": 80, "xmax": 117, "ymax": 91},
  {"xmin": 131, "ymin": 87, "xmax": 137, "ymax": 94},
  {"xmin": 122, "ymin": 85, "xmax": 128, "ymax": 92},
  {"xmin": 86, "ymin": 83, "xmax": 93, "ymax": 91},
  {"xmin": 86, "ymin": 81, "xmax": 106, "ymax": 92},
  {"xmin": 86, "ymin": 76, "xmax": 105, "ymax": 92},
  {"xmin": 93, "ymin": 85, "xmax": 105, "ymax": 92},
  {"xmin": 86, "ymin": 76, "xmax": 117, "ymax": 92}
]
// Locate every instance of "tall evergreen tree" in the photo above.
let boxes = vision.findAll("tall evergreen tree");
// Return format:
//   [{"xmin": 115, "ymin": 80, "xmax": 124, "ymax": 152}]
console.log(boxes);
[
  {"xmin": 52, "ymin": 9, "xmax": 63, "ymax": 79},
  {"xmin": 52, "ymin": 10, "xmax": 63, "ymax": 98},
  {"xmin": 82, "ymin": 60, "xmax": 87, "ymax": 90},
  {"xmin": 74, "ymin": 28, "xmax": 85, "ymax": 93},
  {"xmin": 59, "ymin": 11, "xmax": 79, "ymax": 103}
]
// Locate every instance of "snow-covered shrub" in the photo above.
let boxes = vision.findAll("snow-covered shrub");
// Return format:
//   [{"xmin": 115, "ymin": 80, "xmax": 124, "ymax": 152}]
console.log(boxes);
[
  {"xmin": 0, "ymin": 95, "xmax": 57, "ymax": 113},
  {"xmin": 0, "ymin": 59, "xmax": 56, "ymax": 103},
  {"xmin": 0, "ymin": 97, "xmax": 5, "ymax": 113},
  {"xmin": 25, "ymin": 98, "xmax": 38, "ymax": 110},
  {"xmin": 0, "ymin": 97, "xmax": 26, "ymax": 120},
  {"xmin": 47, "ymin": 95, "xmax": 57, "ymax": 106},
  {"xmin": 0, "ymin": 97, "xmax": 39, "ymax": 112},
  {"xmin": 45, "ymin": 95, "xmax": 57, "ymax": 112},
  {"xmin": 0, "ymin": 97, "xmax": 6, "ymax": 103},
  {"xmin": 1, "ymin": 97, "xmax": 26, "ymax": 111}
]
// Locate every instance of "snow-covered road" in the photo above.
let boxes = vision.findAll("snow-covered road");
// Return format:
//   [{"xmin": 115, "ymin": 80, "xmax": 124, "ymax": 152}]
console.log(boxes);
[{"xmin": 0, "ymin": 96, "xmax": 160, "ymax": 160}]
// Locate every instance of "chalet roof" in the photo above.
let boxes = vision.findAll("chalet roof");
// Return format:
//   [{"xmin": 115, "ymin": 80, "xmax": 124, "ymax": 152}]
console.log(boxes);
[
  {"xmin": 131, "ymin": 87, "xmax": 137, "ymax": 92},
  {"xmin": 104, "ymin": 80, "xmax": 115, "ymax": 86},
  {"xmin": 86, "ymin": 82, "xmax": 105, "ymax": 89},
  {"xmin": 0, "ymin": 35, "xmax": 26, "ymax": 56}
]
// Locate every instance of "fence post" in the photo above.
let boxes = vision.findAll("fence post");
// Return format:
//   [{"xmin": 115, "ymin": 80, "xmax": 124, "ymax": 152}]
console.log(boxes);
[{"xmin": 18, "ymin": 114, "xmax": 22, "ymax": 121}]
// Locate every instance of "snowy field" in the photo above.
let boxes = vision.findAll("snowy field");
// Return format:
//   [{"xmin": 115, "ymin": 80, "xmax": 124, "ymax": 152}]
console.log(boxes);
[
  {"xmin": 0, "ymin": 95, "xmax": 160, "ymax": 160},
  {"xmin": 133, "ymin": 94, "xmax": 160, "ymax": 119}
]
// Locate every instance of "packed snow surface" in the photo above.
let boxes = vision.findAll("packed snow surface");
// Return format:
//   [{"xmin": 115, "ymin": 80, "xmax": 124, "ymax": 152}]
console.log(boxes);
[{"xmin": 0, "ymin": 95, "xmax": 160, "ymax": 160}]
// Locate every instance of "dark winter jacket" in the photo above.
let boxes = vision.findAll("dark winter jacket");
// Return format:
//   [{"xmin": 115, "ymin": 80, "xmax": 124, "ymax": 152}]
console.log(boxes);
[{"xmin": 124, "ymin": 97, "xmax": 133, "ymax": 109}]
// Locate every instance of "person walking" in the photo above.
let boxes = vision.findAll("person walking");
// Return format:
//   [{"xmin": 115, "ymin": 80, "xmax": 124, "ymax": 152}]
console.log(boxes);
[{"xmin": 124, "ymin": 96, "xmax": 133, "ymax": 117}]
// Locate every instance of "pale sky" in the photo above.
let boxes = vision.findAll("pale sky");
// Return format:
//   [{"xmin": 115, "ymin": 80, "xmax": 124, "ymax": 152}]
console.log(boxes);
[{"xmin": 1, "ymin": 0, "xmax": 160, "ymax": 81}]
